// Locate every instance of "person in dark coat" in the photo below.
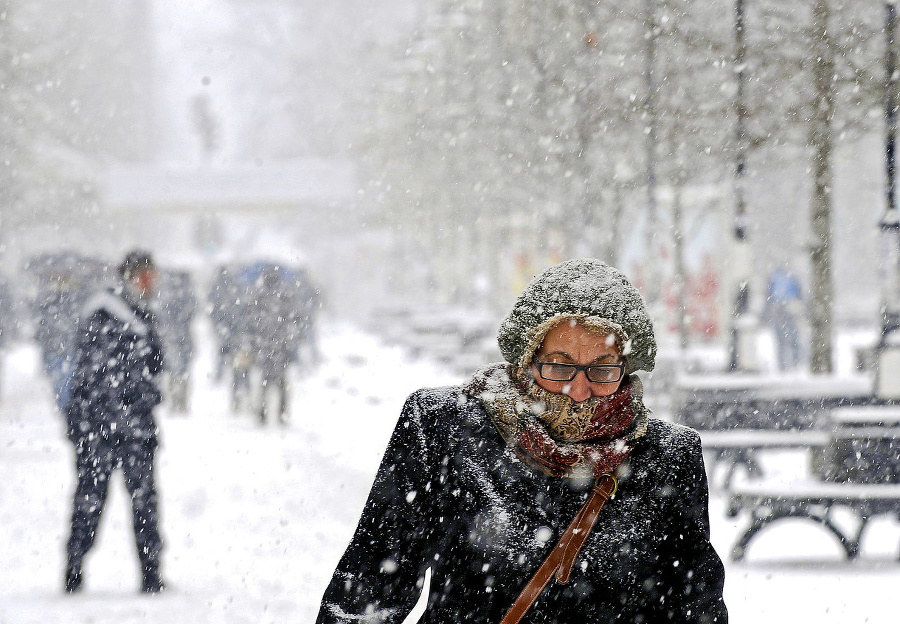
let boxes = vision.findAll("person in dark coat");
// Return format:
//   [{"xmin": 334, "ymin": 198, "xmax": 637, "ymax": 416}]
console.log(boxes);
[
  {"xmin": 33, "ymin": 276, "xmax": 82, "ymax": 411},
  {"xmin": 763, "ymin": 266, "xmax": 805, "ymax": 371},
  {"xmin": 0, "ymin": 274, "xmax": 16, "ymax": 400},
  {"xmin": 316, "ymin": 259, "xmax": 727, "ymax": 624},
  {"xmin": 157, "ymin": 270, "xmax": 197, "ymax": 413},
  {"xmin": 248, "ymin": 265, "xmax": 303, "ymax": 425},
  {"xmin": 293, "ymin": 268, "xmax": 323, "ymax": 367},
  {"xmin": 64, "ymin": 250, "xmax": 166, "ymax": 594}
]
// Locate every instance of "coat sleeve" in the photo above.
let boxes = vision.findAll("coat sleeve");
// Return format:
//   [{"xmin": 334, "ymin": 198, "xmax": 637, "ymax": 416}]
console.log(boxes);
[
  {"xmin": 660, "ymin": 429, "xmax": 728, "ymax": 623},
  {"xmin": 316, "ymin": 391, "xmax": 440, "ymax": 624},
  {"xmin": 65, "ymin": 310, "xmax": 116, "ymax": 443},
  {"xmin": 142, "ymin": 316, "xmax": 165, "ymax": 377}
]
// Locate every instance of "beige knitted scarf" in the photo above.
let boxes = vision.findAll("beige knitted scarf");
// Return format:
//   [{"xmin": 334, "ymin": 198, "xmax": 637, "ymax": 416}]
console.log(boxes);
[{"xmin": 464, "ymin": 363, "xmax": 649, "ymax": 479}]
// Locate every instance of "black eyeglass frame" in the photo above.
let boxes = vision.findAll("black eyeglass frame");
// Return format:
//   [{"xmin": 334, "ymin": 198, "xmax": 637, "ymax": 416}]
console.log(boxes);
[{"xmin": 533, "ymin": 360, "xmax": 626, "ymax": 384}]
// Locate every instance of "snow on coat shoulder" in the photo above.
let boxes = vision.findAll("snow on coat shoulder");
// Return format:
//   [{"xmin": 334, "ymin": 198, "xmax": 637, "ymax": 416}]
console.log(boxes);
[{"xmin": 81, "ymin": 289, "xmax": 151, "ymax": 336}]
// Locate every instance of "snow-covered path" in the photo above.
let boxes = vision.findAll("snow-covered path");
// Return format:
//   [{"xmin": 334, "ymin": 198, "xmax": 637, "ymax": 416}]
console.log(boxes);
[{"xmin": 0, "ymin": 321, "xmax": 896, "ymax": 623}]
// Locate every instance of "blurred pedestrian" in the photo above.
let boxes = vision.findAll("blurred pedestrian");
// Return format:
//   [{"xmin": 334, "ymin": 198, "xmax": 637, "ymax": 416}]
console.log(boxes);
[
  {"xmin": 33, "ymin": 274, "xmax": 81, "ymax": 411},
  {"xmin": 208, "ymin": 265, "xmax": 259, "ymax": 412},
  {"xmin": 248, "ymin": 265, "xmax": 301, "ymax": 425},
  {"xmin": 763, "ymin": 265, "xmax": 804, "ymax": 371},
  {"xmin": 293, "ymin": 268, "xmax": 323, "ymax": 367},
  {"xmin": 208, "ymin": 265, "xmax": 244, "ymax": 383},
  {"xmin": 63, "ymin": 250, "xmax": 167, "ymax": 594},
  {"xmin": 316, "ymin": 259, "xmax": 727, "ymax": 623},
  {"xmin": 0, "ymin": 274, "xmax": 16, "ymax": 400},
  {"xmin": 157, "ymin": 270, "xmax": 197, "ymax": 413}
]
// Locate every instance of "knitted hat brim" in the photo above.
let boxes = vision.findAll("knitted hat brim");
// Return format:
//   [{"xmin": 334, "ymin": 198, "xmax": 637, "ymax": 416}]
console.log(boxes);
[{"xmin": 517, "ymin": 314, "xmax": 630, "ymax": 372}]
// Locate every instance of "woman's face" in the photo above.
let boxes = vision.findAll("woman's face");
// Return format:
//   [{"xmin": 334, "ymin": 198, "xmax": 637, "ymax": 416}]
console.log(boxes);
[{"xmin": 530, "ymin": 321, "xmax": 624, "ymax": 402}]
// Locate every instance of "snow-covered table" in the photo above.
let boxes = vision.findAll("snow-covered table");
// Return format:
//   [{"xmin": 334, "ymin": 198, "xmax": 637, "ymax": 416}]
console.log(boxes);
[{"xmin": 726, "ymin": 480, "xmax": 900, "ymax": 561}]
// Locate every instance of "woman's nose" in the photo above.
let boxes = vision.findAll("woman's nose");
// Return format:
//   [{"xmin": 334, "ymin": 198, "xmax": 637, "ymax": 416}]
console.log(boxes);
[{"xmin": 563, "ymin": 372, "xmax": 592, "ymax": 402}]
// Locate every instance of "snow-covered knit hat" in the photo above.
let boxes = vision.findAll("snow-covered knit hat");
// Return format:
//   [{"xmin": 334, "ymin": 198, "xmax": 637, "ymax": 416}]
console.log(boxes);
[{"xmin": 497, "ymin": 258, "xmax": 656, "ymax": 375}]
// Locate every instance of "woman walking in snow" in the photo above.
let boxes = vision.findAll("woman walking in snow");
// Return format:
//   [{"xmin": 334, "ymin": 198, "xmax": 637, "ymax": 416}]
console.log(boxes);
[{"xmin": 316, "ymin": 258, "xmax": 727, "ymax": 623}]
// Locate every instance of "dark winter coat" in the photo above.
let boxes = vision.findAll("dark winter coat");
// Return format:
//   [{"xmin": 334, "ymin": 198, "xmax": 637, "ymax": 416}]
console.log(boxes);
[
  {"xmin": 317, "ymin": 386, "xmax": 727, "ymax": 624},
  {"xmin": 157, "ymin": 274, "xmax": 197, "ymax": 376},
  {"xmin": 248, "ymin": 283, "xmax": 303, "ymax": 381},
  {"xmin": 66, "ymin": 286, "xmax": 164, "ymax": 446},
  {"xmin": 34, "ymin": 287, "xmax": 82, "ymax": 363}
]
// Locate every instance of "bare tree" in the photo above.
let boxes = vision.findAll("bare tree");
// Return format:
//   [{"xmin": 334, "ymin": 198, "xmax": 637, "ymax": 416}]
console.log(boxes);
[{"xmin": 360, "ymin": 0, "xmax": 888, "ymax": 345}]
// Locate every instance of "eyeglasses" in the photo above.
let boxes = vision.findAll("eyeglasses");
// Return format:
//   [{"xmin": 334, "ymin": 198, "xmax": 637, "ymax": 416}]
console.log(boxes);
[{"xmin": 533, "ymin": 360, "xmax": 625, "ymax": 384}]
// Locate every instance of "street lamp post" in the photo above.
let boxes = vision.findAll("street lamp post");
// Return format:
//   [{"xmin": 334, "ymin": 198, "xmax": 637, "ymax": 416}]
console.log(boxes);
[{"xmin": 876, "ymin": 0, "xmax": 900, "ymax": 398}]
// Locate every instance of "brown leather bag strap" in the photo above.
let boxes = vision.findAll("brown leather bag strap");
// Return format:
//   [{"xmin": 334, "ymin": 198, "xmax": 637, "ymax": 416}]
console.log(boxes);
[
  {"xmin": 556, "ymin": 474, "xmax": 617, "ymax": 583},
  {"xmin": 498, "ymin": 474, "xmax": 618, "ymax": 624}
]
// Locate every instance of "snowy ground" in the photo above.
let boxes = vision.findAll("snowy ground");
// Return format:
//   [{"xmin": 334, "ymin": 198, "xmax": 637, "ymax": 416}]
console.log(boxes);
[{"xmin": 0, "ymin": 320, "xmax": 896, "ymax": 623}]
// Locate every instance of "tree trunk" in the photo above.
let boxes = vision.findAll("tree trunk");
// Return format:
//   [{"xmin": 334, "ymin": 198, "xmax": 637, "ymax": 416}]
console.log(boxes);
[
  {"xmin": 809, "ymin": 0, "xmax": 835, "ymax": 374},
  {"xmin": 643, "ymin": 0, "xmax": 661, "ymax": 308}
]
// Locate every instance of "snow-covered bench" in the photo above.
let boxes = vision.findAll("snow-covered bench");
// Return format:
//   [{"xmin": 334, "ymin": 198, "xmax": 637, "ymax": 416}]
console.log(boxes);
[
  {"xmin": 699, "ymin": 430, "xmax": 829, "ymax": 489},
  {"xmin": 699, "ymin": 406, "xmax": 900, "ymax": 489},
  {"xmin": 818, "ymin": 407, "xmax": 900, "ymax": 483},
  {"xmin": 725, "ymin": 480, "xmax": 900, "ymax": 561},
  {"xmin": 674, "ymin": 373, "xmax": 874, "ymax": 430}
]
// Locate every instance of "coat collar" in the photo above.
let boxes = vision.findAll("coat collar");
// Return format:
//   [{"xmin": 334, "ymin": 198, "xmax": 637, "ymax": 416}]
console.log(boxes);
[{"xmin": 81, "ymin": 287, "xmax": 151, "ymax": 336}]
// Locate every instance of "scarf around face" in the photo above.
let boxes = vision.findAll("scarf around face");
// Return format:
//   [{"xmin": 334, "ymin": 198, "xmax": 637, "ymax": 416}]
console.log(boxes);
[{"xmin": 464, "ymin": 363, "xmax": 649, "ymax": 480}]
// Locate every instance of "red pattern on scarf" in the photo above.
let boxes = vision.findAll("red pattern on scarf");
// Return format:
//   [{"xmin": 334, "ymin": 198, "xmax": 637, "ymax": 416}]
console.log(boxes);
[{"xmin": 514, "ymin": 382, "xmax": 636, "ymax": 478}]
